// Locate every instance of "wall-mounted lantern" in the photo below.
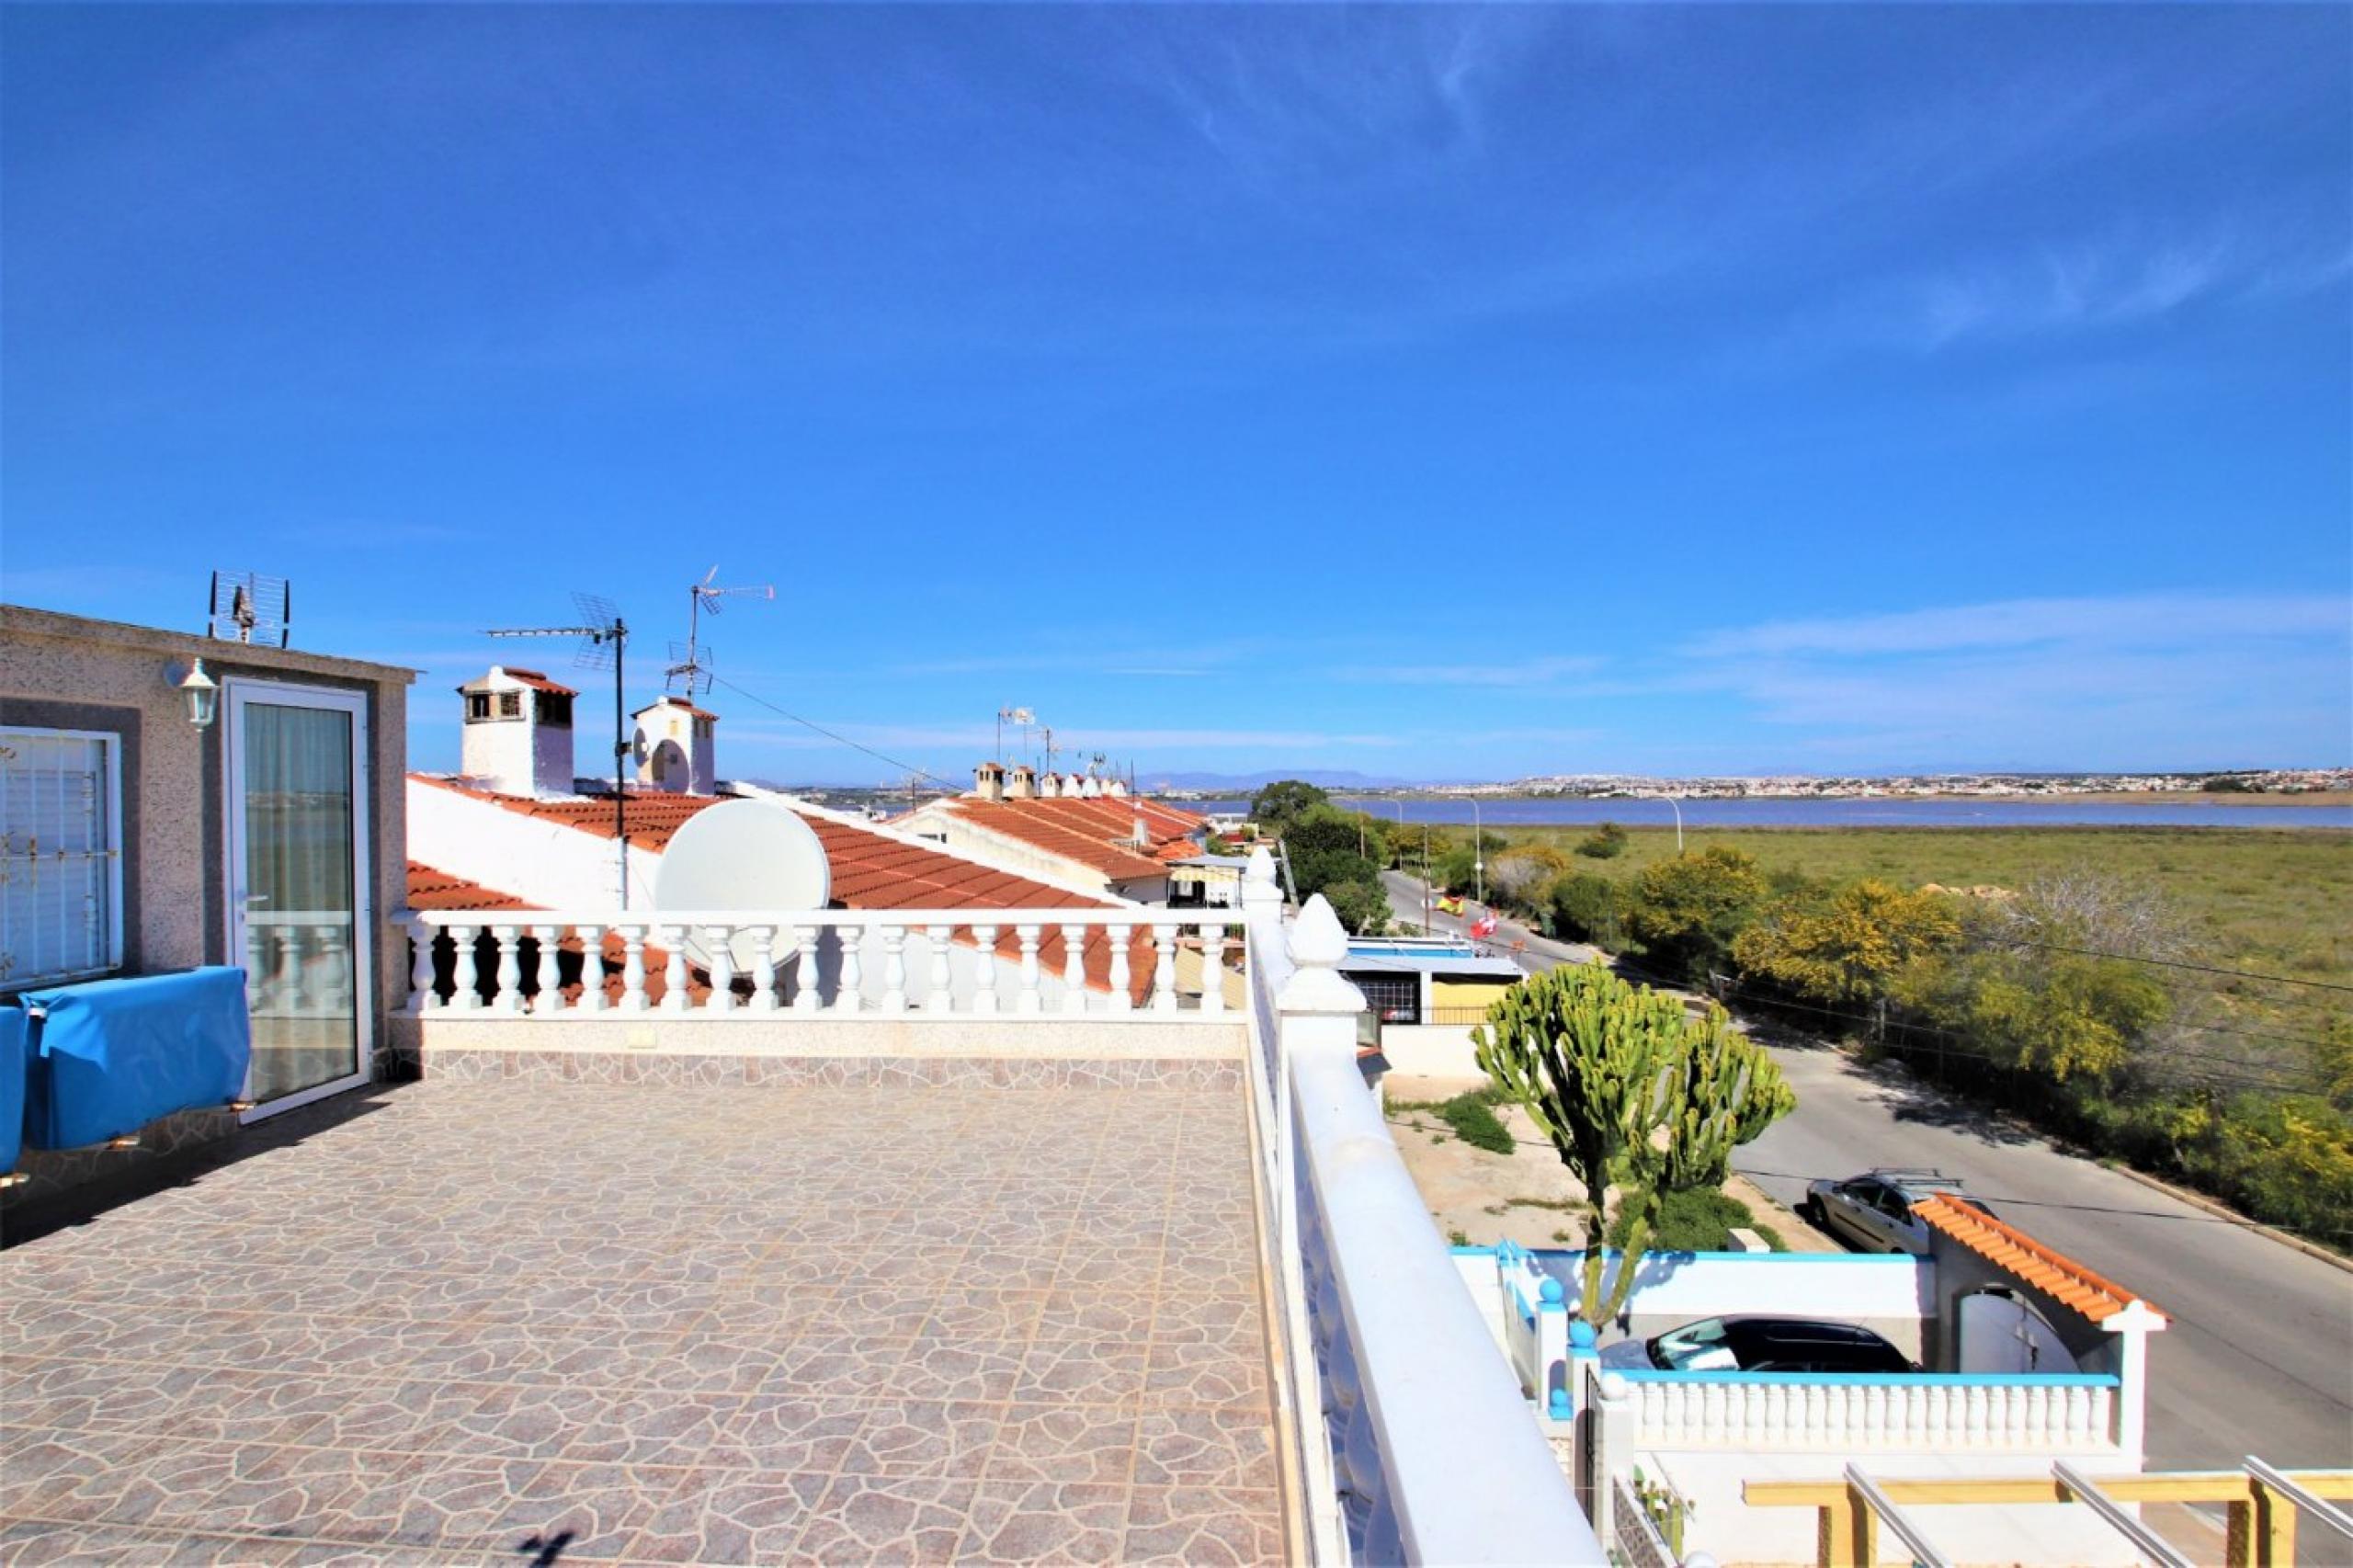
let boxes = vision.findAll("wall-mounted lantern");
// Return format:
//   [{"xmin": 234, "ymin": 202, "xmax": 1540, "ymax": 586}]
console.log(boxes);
[{"xmin": 174, "ymin": 658, "xmax": 220, "ymax": 729}]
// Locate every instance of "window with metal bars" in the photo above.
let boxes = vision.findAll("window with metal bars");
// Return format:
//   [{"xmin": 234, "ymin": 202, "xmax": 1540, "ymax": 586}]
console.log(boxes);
[{"xmin": 0, "ymin": 727, "xmax": 124, "ymax": 989}]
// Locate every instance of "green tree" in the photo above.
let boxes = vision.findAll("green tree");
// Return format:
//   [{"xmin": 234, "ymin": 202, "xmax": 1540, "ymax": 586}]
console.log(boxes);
[
  {"xmin": 1249, "ymin": 779, "xmax": 1329, "ymax": 833},
  {"xmin": 1475, "ymin": 963, "xmax": 1791, "ymax": 1323},
  {"xmin": 1548, "ymin": 873, "xmax": 1626, "ymax": 948},
  {"xmin": 1733, "ymin": 879, "xmax": 1961, "ymax": 1006},
  {"xmin": 1625, "ymin": 846, "xmax": 1768, "ymax": 983},
  {"xmin": 1324, "ymin": 879, "xmax": 1393, "ymax": 936},
  {"xmin": 1488, "ymin": 846, "xmax": 1570, "ymax": 915},
  {"xmin": 1576, "ymin": 822, "xmax": 1629, "ymax": 859},
  {"xmin": 1284, "ymin": 804, "xmax": 1387, "ymax": 908}
]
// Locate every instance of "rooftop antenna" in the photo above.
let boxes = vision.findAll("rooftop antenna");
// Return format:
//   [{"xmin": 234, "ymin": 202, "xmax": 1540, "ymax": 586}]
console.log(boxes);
[
  {"xmin": 1041, "ymin": 725, "xmax": 1058, "ymax": 775},
  {"xmin": 485, "ymin": 593, "xmax": 631, "ymax": 906},
  {"xmin": 995, "ymin": 707, "xmax": 1033, "ymax": 767},
  {"xmin": 205, "ymin": 570, "xmax": 291, "ymax": 647},
  {"xmin": 669, "ymin": 566, "xmax": 773, "ymax": 695}
]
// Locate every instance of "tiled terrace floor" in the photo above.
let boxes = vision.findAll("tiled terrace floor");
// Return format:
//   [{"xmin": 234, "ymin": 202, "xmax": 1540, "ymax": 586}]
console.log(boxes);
[{"xmin": 1, "ymin": 1077, "xmax": 1283, "ymax": 1564}]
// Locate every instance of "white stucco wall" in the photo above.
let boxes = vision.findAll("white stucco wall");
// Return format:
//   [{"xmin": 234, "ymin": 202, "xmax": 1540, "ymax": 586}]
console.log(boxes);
[{"xmin": 406, "ymin": 778, "xmax": 642, "ymax": 909}]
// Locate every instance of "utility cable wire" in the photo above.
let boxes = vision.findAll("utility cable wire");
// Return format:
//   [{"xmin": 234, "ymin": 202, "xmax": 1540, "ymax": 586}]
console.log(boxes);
[
  {"xmin": 709, "ymin": 674, "xmax": 967, "ymax": 797},
  {"xmin": 1977, "ymin": 936, "xmax": 2353, "ymax": 994}
]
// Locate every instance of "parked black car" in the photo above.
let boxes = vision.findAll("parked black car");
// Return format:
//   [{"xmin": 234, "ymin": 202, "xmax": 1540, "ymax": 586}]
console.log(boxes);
[{"xmin": 1599, "ymin": 1315, "xmax": 1916, "ymax": 1374}]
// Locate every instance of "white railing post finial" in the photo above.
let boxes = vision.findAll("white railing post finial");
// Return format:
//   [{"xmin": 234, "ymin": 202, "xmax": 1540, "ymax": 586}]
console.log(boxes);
[{"xmin": 1277, "ymin": 894, "xmax": 1366, "ymax": 1022}]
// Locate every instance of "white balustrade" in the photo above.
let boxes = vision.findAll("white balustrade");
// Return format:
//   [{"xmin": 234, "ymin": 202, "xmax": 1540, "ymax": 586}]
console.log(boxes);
[
  {"xmin": 1620, "ymin": 1373, "xmax": 2123, "ymax": 1451},
  {"xmin": 574, "ymin": 925, "xmax": 606, "ymax": 1012},
  {"xmin": 401, "ymin": 909, "xmax": 1252, "ymax": 1020},
  {"xmin": 1015, "ymin": 925, "xmax": 1042, "ymax": 1015},
  {"xmin": 529, "ymin": 925, "xmax": 563, "ymax": 1014},
  {"xmin": 749, "ymin": 925, "xmax": 779, "ymax": 1013}
]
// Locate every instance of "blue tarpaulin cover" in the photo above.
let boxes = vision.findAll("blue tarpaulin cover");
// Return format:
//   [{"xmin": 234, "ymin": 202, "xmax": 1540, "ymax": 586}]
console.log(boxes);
[
  {"xmin": 23, "ymin": 968, "xmax": 251, "ymax": 1149},
  {"xmin": 0, "ymin": 1005, "xmax": 27, "ymax": 1172}
]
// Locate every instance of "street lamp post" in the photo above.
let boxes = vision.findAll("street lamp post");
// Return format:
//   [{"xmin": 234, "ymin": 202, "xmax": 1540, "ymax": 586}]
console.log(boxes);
[
  {"xmin": 1662, "ymin": 794, "xmax": 1684, "ymax": 852},
  {"xmin": 1473, "ymin": 800, "xmax": 1485, "ymax": 907}
]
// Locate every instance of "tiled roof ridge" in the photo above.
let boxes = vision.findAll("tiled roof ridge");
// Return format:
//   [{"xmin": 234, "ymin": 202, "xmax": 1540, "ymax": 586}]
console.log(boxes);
[
  {"xmin": 1912, "ymin": 1194, "xmax": 2163, "ymax": 1324},
  {"xmin": 405, "ymin": 860, "xmax": 539, "ymax": 912},
  {"xmin": 778, "ymin": 791, "xmax": 1130, "ymax": 908}
]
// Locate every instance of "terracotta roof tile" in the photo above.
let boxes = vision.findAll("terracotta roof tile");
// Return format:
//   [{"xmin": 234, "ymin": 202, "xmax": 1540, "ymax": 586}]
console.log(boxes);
[
  {"xmin": 405, "ymin": 861, "xmax": 537, "ymax": 912},
  {"xmin": 938, "ymin": 797, "xmax": 1201, "ymax": 881},
  {"xmin": 1913, "ymin": 1194, "xmax": 2165, "ymax": 1326}
]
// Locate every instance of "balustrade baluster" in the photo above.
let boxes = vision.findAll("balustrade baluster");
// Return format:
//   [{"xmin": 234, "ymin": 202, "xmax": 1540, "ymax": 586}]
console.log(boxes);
[
  {"xmin": 619, "ymin": 924, "xmax": 649, "ymax": 1012},
  {"xmin": 881, "ymin": 924, "xmax": 908, "ymax": 1013},
  {"xmin": 1015, "ymin": 925, "xmax": 1042, "ymax": 1015},
  {"xmin": 926, "ymin": 925, "xmax": 954, "ymax": 1010},
  {"xmin": 792, "ymin": 925, "xmax": 823, "ymax": 1011},
  {"xmin": 283, "ymin": 926, "xmax": 313, "ymax": 1014},
  {"xmin": 409, "ymin": 920, "xmax": 437, "ymax": 1011},
  {"xmin": 1107, "ymin": 926, "xmax": 1133, "ymax": 1013},
  {"xmin": 1149, "ymin": 923, "xmax": 1176, "ymax": 1012},
  {"xmin": 971, "ymin": 926, "xmax": 999, "ymax": 1014},
  {"xmin": 704, "ymin": 926, "xmax": 735, "ymax": 1012},
  {"xmin": 749, "ymin": 925, "xmax": 779, "ymax": 1012},
  {"xmin": 657, "ymin": 925, "xmax": 689, "ymax": 1013},
  {"xmin": 1199, "ymin": 924, "xmax": 1226, "ymax": 1013},
  {"xmin": 486, "ymin": 926, "xmax": 522, "ymax": 1014},
  {"xmin": 317, "ymin": 924, "xmax": 350, "ymax": 1013},
  {"xmin": 529, "ymin": 924, "xmax": 563, "ymax": 1014},
  {"xmin": 574, "ymin": 925, "xmax": 607, "ymax": 1012},
  {"xmin": 1060, "ymin": 923, "xmax": 1087, "ymax": 1014},
  {"xmin": 835, "ymin": 925, "xmax": 863, "ymax": 1013},
  {"xmin": 448, "ymin": 925, "xmax": 480, "ymax": 1009}
]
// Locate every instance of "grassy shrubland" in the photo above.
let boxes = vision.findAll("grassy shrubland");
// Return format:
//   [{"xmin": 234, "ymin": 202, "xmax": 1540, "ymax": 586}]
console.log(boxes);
[{"xmin": 1428, "ymin": 824, "xmax": 2353, "ymax": 1248}]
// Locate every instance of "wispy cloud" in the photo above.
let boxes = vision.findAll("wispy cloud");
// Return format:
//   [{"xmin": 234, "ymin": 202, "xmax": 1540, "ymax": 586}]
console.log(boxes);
[
  {"xmin": 1685, "ymin": 592, "xmax": 2347, "ymax": 660},
  {"xmin": 1672, "ymin": 592, "xmax": 2352, "ymax": 767},
  {"xmin": 1331, "ymin": 655, "xmax": 1604, "ymax": 688}
]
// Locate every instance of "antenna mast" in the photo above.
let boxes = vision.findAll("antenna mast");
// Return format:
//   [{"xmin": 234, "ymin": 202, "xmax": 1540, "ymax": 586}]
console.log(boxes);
[
  {"xmin": 669, "ymin": 566, "xmax": 774, "ymax": 694},
  {"xmin": 486, "ymin": 594, "xmax": 631, "ymax": 906}
]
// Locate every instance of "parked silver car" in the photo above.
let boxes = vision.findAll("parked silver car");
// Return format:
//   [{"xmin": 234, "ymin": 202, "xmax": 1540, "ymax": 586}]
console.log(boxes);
[{"xmin": 1802, "ymin": 1167, "xmax": 1996, "ymax": 1255}]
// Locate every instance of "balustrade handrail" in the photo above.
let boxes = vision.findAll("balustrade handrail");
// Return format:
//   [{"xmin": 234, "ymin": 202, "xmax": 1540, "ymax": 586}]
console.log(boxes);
[
  {"xmin": 405, "ymin": 905, "xmax": 1241, "ymax": 929},
  {"xmin": 1255, "ymin": 869, "xmax": 1602, "ymax": 1565},
  {"xmin": 1613, "ymin": 1369, "xmax": 2120, "ymax": 1388}
]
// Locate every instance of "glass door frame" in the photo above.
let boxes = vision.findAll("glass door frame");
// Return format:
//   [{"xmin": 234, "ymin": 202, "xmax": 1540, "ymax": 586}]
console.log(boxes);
[{"xmin": 221, "ymin": 677, "xmax": 375, "ymax": 1121}]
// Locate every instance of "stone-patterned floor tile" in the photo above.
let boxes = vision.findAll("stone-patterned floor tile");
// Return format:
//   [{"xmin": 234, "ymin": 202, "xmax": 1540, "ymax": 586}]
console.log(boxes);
[
  {"xmin": 1124, "ymin": 1483, "xmax": 1284, "ymax": 1566},
  {"xmin": 833, "ymin": 1401, "xmax": 1001, "ymax": 1479},
  {"xmin": 985, "ymin": 1403, "xmax": 1142, "ymax": 1485},
  {"xmin": 1152, "ymin": 1291, "xmax": 1266, "ymax": 1351},
  {"xmin": 400, "ymin": 1457, "xmax": 679, "ymax": 1560},
  {"xmin": 1142, "ymin": 1338, "xmax": 1270, "ymax": 1411},
  {"xmin": 702, "ymin": 1394, "xmax": 867, "ymax": 1471},
  {"xmin": 1132, "ymin": 1409, "xmax": 1279, "ymax": 1490},
  {"xmin": 891, "ymin": 1338, "xmax": 1028, "ymax": 1404},
  {"xmin": 0, "ymin": 1517, "xmax": 298, "ymax": 1565},
  {"xmin": 1017, "ymin": 1339, "xmax": 1147, "ymax": 1408},
  {"xmin": 919, "ymin": 1286, "xmax": 1046, "ymax": 1343},
  {"xmin": 1053, "ymin": 1240, "xmax": 1164, "ymax": 1292},
  {"xmin": 287, "ymin": 1378, "xmax": 483, "ymax": 1455},
  {"xmin": 0, "ymin": 1428, "xmax": 173, "ymax": 1522},
  {"xmin": 622, "ymin": 1468, "xmax": 830, "ymax": 1562},
  {"xmin": 781, "ymin": 1475, "xmax": 976, "ymax": 1566},
  {"xmin": 119, "ymin": 1441, "xmax": 384, "ymax": 1541},
  {"xmin": 1032, "ymin": 1290, "xmax": 1155, "ymax": 1343},
  {"xmin": 955, "ymin": 1479, "xmax": 1131, "ymax": 1565}
]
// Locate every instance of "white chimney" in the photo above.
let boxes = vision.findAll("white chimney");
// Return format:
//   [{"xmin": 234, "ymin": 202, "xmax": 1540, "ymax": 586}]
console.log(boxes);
[
  {"xmin": 459, "ymin": 666, "xmax": 576, "ymax": 796},
  {"xmin": 1007, "ymin": 764, "xmax": 1038, "ymax": 800},
  {"xmin": 973, "ymin": 760, "xmax": 1006, "ymax": 802},
  {"xmin": 631, "ymin": 696, "xmax": 719, "ymax": 796}
]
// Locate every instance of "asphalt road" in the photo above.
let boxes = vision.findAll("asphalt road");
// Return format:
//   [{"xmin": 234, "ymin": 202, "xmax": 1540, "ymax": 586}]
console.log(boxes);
[{"xmin": 1378, "ymin": 871, "xmax": 2353, "ymax": 1472}]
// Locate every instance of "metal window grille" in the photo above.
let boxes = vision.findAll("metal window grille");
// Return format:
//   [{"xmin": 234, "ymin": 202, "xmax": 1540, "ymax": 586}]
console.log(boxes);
[{"xmin": 0, "ymin": 728, "xmax": 124, "ymax": 989}]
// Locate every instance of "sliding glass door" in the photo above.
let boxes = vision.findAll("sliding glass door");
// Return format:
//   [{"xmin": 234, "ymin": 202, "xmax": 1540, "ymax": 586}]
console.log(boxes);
[{"xmin": 224, "ymin": 681, "xmax": 373, "ymax": 1115}]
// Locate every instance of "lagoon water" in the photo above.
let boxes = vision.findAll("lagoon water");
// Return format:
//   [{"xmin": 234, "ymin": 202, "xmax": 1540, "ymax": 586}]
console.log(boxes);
[{"xmin": 1189, "ymin": 795, "xmax": 2353, "ymax": 830}]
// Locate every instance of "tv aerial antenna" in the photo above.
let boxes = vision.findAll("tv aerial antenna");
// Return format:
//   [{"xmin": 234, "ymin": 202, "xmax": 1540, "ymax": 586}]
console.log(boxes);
[
  {"xmin": 669, "ymin": 566, "xmax": 773, "ymax": 695},
  {"xmin": 485, "ymin": 593, "xmax": 632, "ymax": 905},
  {"xmin": 995, "ymin": 707, "xmax": 1034, "ymax": 767},
  {"xmin": 205, "ymin": 570, "xmax": 291, "ymax": 647}
]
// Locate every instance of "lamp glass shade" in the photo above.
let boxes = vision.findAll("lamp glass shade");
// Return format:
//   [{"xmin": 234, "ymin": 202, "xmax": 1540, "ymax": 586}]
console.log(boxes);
[{"xmin": 178, "ymin": 658, "xmax": 220, "ymax": 729}]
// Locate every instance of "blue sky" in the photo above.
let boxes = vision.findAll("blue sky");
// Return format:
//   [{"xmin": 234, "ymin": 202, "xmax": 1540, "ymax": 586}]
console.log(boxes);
[{"xmin": 5, "ymin": 4, "xmax": 2347, "ymax": 784}]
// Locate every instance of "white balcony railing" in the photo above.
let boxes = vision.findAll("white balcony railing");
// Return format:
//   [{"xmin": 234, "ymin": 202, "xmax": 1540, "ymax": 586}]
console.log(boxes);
[
  {"xmin": 1239, "ymin": 856, "xmax": 1604, "ymax": 1564},
  {"xmin": 1612, "ymin": 1368, "xmax": 2120, "ymax": 1452},
  {"xmin": 402, "ymin": 908, "xmax": 1239, "ymax": 1018}
]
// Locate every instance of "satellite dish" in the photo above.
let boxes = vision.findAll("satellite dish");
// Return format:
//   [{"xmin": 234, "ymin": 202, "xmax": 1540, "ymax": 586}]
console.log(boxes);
[{"xmin": 654, "ymin": 800, "xmax": 833, "ymax": 971}]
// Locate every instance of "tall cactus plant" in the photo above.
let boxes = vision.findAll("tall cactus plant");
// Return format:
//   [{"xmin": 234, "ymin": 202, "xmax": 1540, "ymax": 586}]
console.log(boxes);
[{"xmin": 1474, "ymin": 962, "xmax": 1792, "ymax": 1324}]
